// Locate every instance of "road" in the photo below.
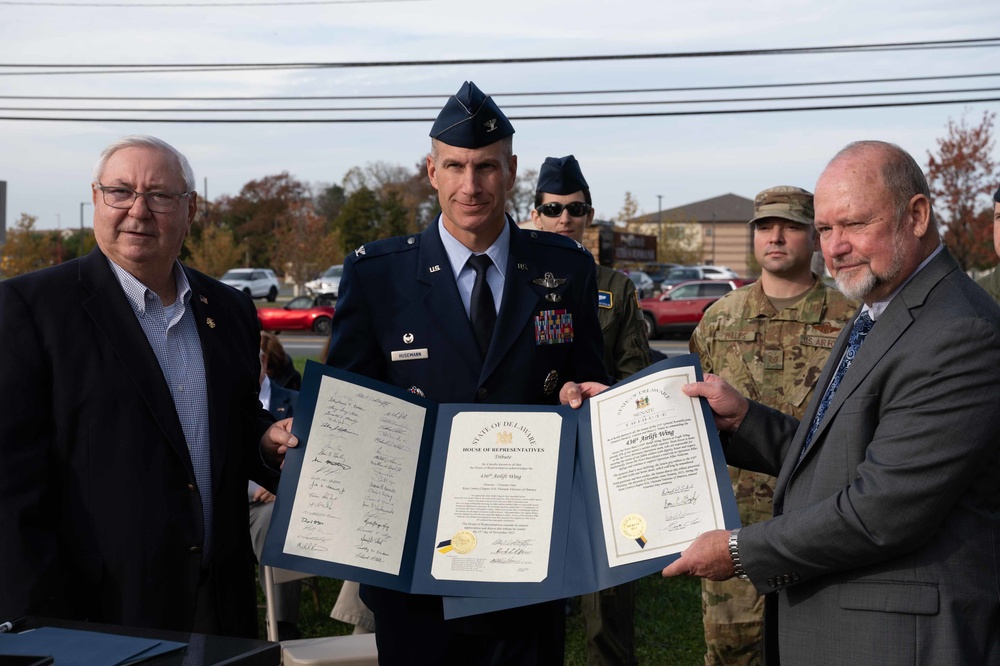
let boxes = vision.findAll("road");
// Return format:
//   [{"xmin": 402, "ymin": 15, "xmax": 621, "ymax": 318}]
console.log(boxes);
[{"xmin": 274, "ymin": 332, "xmax": 691, "ymax": 361}]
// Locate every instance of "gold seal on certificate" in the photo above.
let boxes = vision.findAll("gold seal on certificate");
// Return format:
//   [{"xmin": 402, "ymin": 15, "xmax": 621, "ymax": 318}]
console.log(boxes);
[
  {"xmin": 620, "ymin": 513, "xmax": 648, "ymax": 548},
  {"xmin": 451, "ymin": 530, "xmax": 477, "ymax": 554}
]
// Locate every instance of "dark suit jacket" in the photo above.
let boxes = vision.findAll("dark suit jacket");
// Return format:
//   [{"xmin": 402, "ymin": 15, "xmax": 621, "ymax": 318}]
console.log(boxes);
[
  {"xmin": 727, "ymin": 249, "xmax": 1000, "ymax": 665},
  {"xmin": 267, "ymin": 382, "xmax": 298, "ymax": 420},
  {"xmin": 325, "ymin": 217, "xmax": 609, "ymax": 649},
  {"xmin": 0, "ymin": 249, "xmax": 278, "ymax": 637}
]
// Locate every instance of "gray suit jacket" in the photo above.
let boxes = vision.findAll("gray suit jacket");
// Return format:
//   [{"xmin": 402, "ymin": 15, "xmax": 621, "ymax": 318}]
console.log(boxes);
[{"xmin": 727, "ymin": 249, "xmax": 1000, "ymax": 665}]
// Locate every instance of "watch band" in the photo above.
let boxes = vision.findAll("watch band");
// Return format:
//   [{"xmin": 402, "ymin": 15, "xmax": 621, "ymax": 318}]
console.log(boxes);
[{"xmin": 729, "ymin": 528, "xmax": 749, "ymax": 580}]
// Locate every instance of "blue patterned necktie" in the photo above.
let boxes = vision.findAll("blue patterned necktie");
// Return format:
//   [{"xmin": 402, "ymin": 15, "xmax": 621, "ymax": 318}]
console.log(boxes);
[{"xmin": 801, "ymin": 311, "xmax": 875, "ymax": 460}]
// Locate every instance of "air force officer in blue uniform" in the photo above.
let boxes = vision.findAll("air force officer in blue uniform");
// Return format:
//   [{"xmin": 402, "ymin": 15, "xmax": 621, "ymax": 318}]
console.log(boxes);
[{"xmin": 325, "ymin": 81, "xmax": 610, "ymax": 665}]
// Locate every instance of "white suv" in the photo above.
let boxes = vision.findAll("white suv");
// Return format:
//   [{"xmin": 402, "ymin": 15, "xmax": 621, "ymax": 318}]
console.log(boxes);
[
  {"xmin": 305, "ymin": 264, "xmax": 343, "ymax": 298},
  {"xmin": 220, "ymin": 268, "xmax": 280, "ymax": 302}
]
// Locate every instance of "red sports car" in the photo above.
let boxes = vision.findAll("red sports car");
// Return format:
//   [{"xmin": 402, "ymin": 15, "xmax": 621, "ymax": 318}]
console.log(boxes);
[
  {"xmin": 257, "ymin": 296, "xmax": 335, "ymax": 336},
  {"xmin": 640, "ymin": 279, "xmax": 753, "ymax": 338}
]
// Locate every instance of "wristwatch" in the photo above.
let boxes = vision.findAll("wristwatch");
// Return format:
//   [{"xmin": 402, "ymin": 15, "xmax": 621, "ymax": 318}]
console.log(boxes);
[{"xmin": 729, "ymin": 528, "xmax": 749, "ymax": 580}]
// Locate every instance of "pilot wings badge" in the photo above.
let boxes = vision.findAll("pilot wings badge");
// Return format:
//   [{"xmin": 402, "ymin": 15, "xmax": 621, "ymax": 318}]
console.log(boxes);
[{"xmin": 533, "ymin": 272, "xmax": 567, "ymax": 289}]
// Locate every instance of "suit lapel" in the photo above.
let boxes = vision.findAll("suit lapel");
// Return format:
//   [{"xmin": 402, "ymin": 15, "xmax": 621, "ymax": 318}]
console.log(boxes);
[
  {"xmin": 79, "ymin": 250, "xmax": 192, "ymax": 471},
  {"xmin": 186, "ymin": 268, "xmax": 229, "ymax": 493},
  {"xmin": 790, "ymin": 249, "xmax": 958, "ymax": 473},
  {"xmin": 481, "ymin": 219, "xmax": 544, "ymax": 382},
  {"xmin": 416, "ymin": 221, "xmax": 483, "ymax": 375}
]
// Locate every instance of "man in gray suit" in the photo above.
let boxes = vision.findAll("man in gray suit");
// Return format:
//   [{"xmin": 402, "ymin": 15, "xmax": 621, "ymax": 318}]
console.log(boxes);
[{"xmin": 663, "ymin": 141, "xmax": 1000, "ymax": 665}]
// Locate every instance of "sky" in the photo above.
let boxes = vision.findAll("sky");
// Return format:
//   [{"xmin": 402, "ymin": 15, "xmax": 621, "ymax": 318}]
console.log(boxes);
[{"xmin": 1, "ymin": 0, "xmax": 999, "ymax": 231}]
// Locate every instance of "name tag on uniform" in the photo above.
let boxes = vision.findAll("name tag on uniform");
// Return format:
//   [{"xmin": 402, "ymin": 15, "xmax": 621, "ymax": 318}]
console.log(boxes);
[
  {"xmin": 391, "ymin": 348, "xmax": 429, "ymax": 362},
  {"xmin": 598, "ymin": 290, "xmax": 613, "ymax": 309}
]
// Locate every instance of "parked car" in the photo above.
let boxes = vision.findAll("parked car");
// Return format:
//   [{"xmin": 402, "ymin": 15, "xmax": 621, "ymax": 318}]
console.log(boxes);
[
  {"xmin": 305, "ymin": 264, "xmax": 344, "ymax": 298},
  {"xmin": 640, "ymin": 279, "xmax": 753, "ymax": 338},
  {"xmin": 257, "ymin": 296, "xmax": 336, "ymax": 336},
  {"xmin": 642, "ymin": 262, "xmax": 678, "ymax": 291},
  {"xmin": 220, "ymin": 268, "xmax": 280, "ymax": 302},
  {"xmin": 659, "ymin": 265, "xmax": 740, "ymax": 290},
  {"xmin": 625, "ymin": 270, "xmax": 656, "ymax": 299}
]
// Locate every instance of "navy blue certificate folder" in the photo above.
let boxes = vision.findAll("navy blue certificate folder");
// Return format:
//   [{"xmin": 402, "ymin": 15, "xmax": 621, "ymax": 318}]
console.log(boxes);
[{"xmin": 264, "ymin": 356, "xmax": 739, "ymax": 615}]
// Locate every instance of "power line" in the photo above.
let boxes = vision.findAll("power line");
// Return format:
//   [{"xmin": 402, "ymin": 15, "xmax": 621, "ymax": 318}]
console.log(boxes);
[
  {"xmin": 1, "ymin": 71, "xmax": 998, "ymax": 101},
  {"xmin": 1, "ymin": 95, "xmax": 997, "ymax": 123},
  {"xmin": 0, "ymin": 0, "xmax": 421, "ymax": 5},
  {"xmin": 1, "ymin": 36, "xmax": 998, "ymax": 77},
  {"xmin": 2, "ymin": 85, "xmax": 997, "ymax": 113}
]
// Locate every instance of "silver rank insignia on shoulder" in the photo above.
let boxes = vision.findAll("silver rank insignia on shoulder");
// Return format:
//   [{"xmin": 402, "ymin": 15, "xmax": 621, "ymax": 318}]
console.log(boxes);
[
  {"xmin": 409, "ymin": 386, "xmax": 425, "ymax": 397},
  {"xmin": 533, "ymin": 272, "xmax": 567, "ymax": 289},
  {"xmin": 429, "ymin": 265, "xmax": 441, "ymax": 273},
  {"xmin": 355, "ymin": 245, "xmax": 366, "ymax": 257},
  {"xmin": 403, "ymin": 333, "xmax": 414, "ymax": 344},
  {"xmin": 543, "ymin": 370, "xmax": 559, "ymax": 395},
  {"xmin": 545, "ymin": 293, "xmax": 562, "ymax": 303}
]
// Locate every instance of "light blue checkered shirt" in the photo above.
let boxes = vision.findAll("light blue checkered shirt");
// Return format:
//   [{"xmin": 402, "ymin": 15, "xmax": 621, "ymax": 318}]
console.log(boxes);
[{"xmin": 108, "ymin": 260, "xmax": 213, "ymax": 557}]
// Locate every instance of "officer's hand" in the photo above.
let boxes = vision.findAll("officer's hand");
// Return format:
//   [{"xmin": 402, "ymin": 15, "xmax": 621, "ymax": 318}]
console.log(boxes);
[
  {"xmin": 252, "ymin": 487, "xmax": 276, "ymax": 503},
  {"xmin": 261, "ymin": 418, "xmax": 298, "ymax": 469},
  {"xmin": 559, "ymin": 381, "xmax": 608, "ymax": 408},
  {"xmin": 661, "ymin": 529, "xmax": 735, "ymax": 581},
  {"xmin": 682, "ymin": 374, "xmax": 749, "ymax": 432}
]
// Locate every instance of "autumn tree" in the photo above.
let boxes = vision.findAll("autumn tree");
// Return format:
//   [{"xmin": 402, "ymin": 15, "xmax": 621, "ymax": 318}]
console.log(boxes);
[
  {"xmin": 616, "ymin": 191, "xmax": 642, "ymax": 224},
  {"xmin": 272, "ymin": 201, "xmax": 343, "ymax": 290},
  {"xmin": 214, "ymin": 173, "xmax": 312, "ymax": 268},
  {"xmin": 1, "ymin": 214, "xmax": 56, "ymax": 277},
  {"xmin": 335, "ymin": 186, "xmax": 382, "ymax": 254},
  {"xmin": 186, "ymin": 223, "xmax": 247, "ymax": 278},
  {"xmin": 926, "ymin": 111, "xmax": 999, "ymax": 271},
  {"xmin": 506, "ymin": 167, "xmax": 538, "ymax": 222}
]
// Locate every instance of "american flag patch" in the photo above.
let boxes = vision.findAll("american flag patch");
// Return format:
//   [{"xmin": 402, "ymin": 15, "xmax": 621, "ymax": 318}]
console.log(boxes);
[{"xmin": 534, "ymin": 309, "xmax": 574, "ymax": 345}]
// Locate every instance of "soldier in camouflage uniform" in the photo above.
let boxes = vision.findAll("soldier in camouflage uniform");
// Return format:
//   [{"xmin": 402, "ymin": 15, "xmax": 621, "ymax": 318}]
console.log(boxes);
[
  {"xmin": 974, "ymin": 185, "xmax": 1000, "ymax": 304},
  {"xmin": 690, "ymin": 186, "xmax": 857, "ymax": 666},
  {"xmin": 532, "ymin": 155, "xmax": 650, "ymax": 666}
]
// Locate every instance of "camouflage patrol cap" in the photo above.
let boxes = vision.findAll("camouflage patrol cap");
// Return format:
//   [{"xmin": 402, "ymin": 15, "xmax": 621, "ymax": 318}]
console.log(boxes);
[
  {"xmin": 748, "ymin": 185, "xmax": 814, "ymax": 226},
  {"xmin": 429, "ymin": 81, "xmax": 514, "ymax": 149}
]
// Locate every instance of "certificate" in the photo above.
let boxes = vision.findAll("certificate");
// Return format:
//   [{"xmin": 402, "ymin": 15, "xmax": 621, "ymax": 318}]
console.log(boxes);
[
  {"xmin": 264, "ymin": 362, "xmax": 577, "ymax": 600},
  {"xmin": 264, "ymin": 356, "xmax": 738, "ymax": 610},
  {"xmin": 588, "ymin": 363, "xmax": 729, "ymax": 567},
  {"xmin": 442, "ymin": 354, "xmax": 739, "ymax": 618}
]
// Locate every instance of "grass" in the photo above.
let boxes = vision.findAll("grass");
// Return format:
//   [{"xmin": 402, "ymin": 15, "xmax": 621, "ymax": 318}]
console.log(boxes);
[
  {"xmin": 272, "ymin": 356, "xmax": 707, "ymax": 663},
  {"xmin": 256, "ymin": 574, "xmax": 705, "ymax": 664}
]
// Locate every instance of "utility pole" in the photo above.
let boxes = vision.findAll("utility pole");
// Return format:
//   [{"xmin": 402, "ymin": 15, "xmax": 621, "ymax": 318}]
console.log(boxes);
[{"xmin": 657, "ymin": 194, "xmax": 663, "ymax": 260}]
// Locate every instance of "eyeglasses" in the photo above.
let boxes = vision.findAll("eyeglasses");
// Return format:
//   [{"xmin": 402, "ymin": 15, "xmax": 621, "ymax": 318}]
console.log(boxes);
[
  {"xmin": 96, "ymin": 184, "xmax": 193, "ymax": 213},
  {"xmin": 536, "ymin": 201, "xmax": 591, "ymax": 218}
]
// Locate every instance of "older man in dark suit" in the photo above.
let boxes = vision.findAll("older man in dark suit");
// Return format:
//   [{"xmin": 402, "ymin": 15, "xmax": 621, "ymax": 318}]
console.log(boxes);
[
  {"xmin": 325, "ymin": 81, "xmax": 609, "ymax": 665},
  {"xmin": 664, "ymin": 140, "xmax": 1000, "ymax": 665},
  {"xmin": 0, "ymin": 135, "xmax": 297, "ymax": 637}
]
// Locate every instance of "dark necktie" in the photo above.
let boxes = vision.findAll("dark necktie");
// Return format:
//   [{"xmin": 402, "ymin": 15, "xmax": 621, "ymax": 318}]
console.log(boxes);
[
  {"xmin": 467, "ymin": 254, "xmax": 497, "ymax": 357},
  {"xmin": 801, "ymin": 311, "xmax": 875, "ymax": 460}
]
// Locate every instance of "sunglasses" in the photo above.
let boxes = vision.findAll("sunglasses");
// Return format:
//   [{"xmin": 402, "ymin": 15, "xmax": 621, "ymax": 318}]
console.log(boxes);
[{"xmin": 536, "ymin": 201, "xmax": 591, "ymax": 218}]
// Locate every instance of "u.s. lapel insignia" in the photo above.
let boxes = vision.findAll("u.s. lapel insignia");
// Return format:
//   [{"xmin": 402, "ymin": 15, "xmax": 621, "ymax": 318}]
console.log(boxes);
[
  {"xmin": 403, "ymin": 333, "xmax": 414, "ymax": 344},
  {"xmin": 533, "ymin": 272, "xmax": 567, "ymax": 289},
  {"xmin": 545, "ymin": 293, "xmax": 562, "ymax": 303},
  {"xmin": 206, "ymin": 317, "xmax": 216, "ymax": 329},
  {"xmin": 199, "ymin": 295, "xmax": 208, "ymax": 304},
  {"xmin": 518, "ymin": 263, "xmax": 528, "ymax": 271},
  {"xmin": 543, "ymin": 370, "xmax": 559, "ymax": 395},
  {"xmin": 355, "ymin": 245, "xmax": 366, "ymax": 257},
  {"xmin": 429, "ymin": 265, "xmax": 441, "ymax": 273}
]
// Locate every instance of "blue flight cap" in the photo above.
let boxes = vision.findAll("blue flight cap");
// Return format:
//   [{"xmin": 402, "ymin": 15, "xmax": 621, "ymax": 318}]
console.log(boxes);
[
  {"xmin": 536, "ymin": 155, "xmax": 589, "ymax": 195},
  {"xmin": 429, "ymin": 81, "xmax": 514, "ymax": 148}
]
